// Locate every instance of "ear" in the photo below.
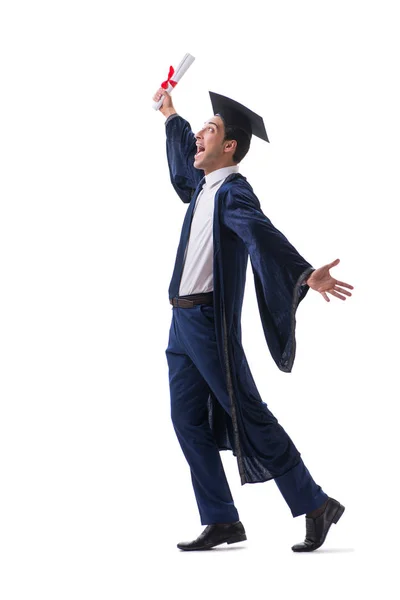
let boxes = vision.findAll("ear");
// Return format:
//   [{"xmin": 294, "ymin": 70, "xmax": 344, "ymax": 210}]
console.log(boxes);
[{"xmin": 223, "ymin": 139, "xmax": 237, "ymax": 155}]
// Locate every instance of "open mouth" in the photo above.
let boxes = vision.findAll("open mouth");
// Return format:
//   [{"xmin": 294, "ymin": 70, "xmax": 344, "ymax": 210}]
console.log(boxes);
[{"xmin": 195, "ymin": 145, "xmax": 205, "ymax": 157}]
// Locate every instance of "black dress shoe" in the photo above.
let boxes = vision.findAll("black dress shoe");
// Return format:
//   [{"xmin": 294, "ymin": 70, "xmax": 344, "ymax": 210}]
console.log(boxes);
[
  {"xmin": 292, "ymin": 497, "xmax": 345, "ymax": 552},
  {"xmin": 177, "ymin": 521, "xmax": 247, "ymax": 551}
]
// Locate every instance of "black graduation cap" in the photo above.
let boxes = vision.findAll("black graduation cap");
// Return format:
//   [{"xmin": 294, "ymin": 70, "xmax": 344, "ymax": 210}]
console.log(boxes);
[{"xmin": 209, "ymin": 91, "xmax": 269, "ymax": 142}]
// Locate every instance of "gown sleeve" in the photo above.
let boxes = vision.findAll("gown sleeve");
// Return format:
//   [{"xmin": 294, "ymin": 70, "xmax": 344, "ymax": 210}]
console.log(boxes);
[
  {"xmin": 221, "ymin": 182, "xmax": 315, "ymax": 372},
  {"xmin": 165, "ymin": 114, "xmax": 205, "ymax": 203}
]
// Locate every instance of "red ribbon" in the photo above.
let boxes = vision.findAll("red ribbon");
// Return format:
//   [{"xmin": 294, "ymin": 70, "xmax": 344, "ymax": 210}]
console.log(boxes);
[{"xmin": 161, "ymin": 65, "xmax": 177, "ymax": 89}]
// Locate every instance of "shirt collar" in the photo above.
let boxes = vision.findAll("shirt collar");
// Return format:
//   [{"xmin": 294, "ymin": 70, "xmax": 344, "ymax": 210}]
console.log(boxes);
[{"xmin": 204, "ymin": 165, "xmax": 239, "ymax": 188}]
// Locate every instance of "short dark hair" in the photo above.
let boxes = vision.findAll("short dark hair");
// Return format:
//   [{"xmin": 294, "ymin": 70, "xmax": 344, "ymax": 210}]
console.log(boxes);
[{"xmin": 222, "ymin": 124, "xmax": 251, "ymax": 164}]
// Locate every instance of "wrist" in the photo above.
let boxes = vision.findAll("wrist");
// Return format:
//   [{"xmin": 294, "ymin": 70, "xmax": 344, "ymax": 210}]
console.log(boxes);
[
  {"xmin": 304, "ymin": 269, "xmax": 315, "ymax": 287},
  {"xmin": 162, "ymin": 108, "xmax": 177, "ymax": 119}
]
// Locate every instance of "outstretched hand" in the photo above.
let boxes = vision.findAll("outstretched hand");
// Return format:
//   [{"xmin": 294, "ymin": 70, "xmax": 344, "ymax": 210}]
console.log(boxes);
[{"xmin": 306, "ymin": 259, "xmax": 354, "ymax": 302}]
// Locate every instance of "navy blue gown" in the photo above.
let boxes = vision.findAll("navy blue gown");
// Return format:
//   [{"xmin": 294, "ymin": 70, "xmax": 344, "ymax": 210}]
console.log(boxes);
[{"xmin": 164, "ymin": 114, "xmax": 328, "ymax": 522}]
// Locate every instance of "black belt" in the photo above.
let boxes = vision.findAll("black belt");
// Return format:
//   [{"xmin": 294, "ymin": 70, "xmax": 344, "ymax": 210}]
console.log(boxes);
[{"xmin": 170, "ymin": 292, "xmax": 213, "ymax": 308}]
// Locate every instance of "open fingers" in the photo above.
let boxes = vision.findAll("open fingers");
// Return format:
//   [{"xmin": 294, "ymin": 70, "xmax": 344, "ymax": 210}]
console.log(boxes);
[
  {"xmin": 334, "ymin": 286, "xmax": 352, "ymax": 297},
  {"xmin": 335, "ymin": 280, "xmax": 354, "ymax": 290},
  {"xmin": 321, "ymin": 292, "xmax": 330, "ymax": 302},
  {"xmin": 329, "ymin": 290, "xmax": 347, "ymax": 300}
]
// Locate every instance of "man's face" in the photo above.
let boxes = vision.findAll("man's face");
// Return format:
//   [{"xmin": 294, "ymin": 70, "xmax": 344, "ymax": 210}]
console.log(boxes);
[{"xmin": 193, "ymin": 115, "xmax": 236, "ymax": 174}]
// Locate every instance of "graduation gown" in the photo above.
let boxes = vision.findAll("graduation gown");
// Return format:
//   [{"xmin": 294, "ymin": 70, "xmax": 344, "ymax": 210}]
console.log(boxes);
[{"xmin": 165, "ymin": 115, "xmax": 315, "ymax": 485}]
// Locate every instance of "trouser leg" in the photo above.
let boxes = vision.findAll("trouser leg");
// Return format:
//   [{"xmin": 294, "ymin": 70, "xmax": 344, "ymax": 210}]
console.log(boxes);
[
  {"xmin": 168, "ymin": 302, "xmax": 328, "ymax": 519},
  {"xmin": 274, "ymin": 460, "xmax": 329, "ymax": 517},
  {"xmin": 165, "ymin": 308, "xmax": 239, "ymax": 525}
]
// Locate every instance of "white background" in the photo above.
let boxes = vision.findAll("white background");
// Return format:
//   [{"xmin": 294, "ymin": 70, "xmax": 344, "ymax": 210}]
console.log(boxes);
[{"xmin": 0, "ymin": 1, "xmax": 399, "ymax": 598}]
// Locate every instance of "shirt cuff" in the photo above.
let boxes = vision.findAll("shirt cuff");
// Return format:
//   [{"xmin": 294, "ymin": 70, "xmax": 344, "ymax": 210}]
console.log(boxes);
[{"xmin": 165, "ymin": 113, "xmax": 180, "ymax": 126}]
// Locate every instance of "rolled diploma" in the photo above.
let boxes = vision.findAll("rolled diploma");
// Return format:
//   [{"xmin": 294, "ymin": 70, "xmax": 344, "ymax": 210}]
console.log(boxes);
[{"xmin": 152, "ymin": 53, "xmax": 195, "ymax": 110}]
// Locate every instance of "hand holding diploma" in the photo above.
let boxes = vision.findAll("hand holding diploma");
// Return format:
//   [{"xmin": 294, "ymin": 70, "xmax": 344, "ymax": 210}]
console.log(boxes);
[
  {"xmin": 152, "ymin": 53, "xmax": 195, "ymax": 112},
  {"xmin": 152, "ymin": 88, "xmax": 177, "ymax": 118}
]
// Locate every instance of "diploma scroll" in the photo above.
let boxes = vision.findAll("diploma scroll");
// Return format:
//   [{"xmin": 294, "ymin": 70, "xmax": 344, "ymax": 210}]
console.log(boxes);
[{"xmin": 152, "ymin": 53, "xmax": 195, "ymax": 110}]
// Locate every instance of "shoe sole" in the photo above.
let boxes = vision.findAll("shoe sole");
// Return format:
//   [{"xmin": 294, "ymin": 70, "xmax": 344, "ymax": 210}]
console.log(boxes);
[{"xmin": 177, "ymin": 533, "xmax": 247, "ymax": 551}]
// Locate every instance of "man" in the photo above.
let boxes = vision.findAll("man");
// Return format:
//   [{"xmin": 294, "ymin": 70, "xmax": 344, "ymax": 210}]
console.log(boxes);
[{"xmin": 153, "ymin": 87, "xmax": 353, "ymax": 552}]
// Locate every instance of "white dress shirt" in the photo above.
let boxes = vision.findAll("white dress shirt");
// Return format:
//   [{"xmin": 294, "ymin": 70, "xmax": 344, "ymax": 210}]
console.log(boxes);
[{"xmin": 179, "ymin": 165, "xmax": 239, "ymax": 296}]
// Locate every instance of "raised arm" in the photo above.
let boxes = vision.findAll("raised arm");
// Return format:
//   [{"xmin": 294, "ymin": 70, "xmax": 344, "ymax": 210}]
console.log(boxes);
[{"xmin": 153, "ymin": 88, "xmax": 204, "ymax": 203}]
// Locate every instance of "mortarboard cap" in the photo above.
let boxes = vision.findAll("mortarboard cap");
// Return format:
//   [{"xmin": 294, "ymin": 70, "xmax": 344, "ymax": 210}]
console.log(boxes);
[{"xmin": 209, "ymin": 91, "xmax": 269, "ymax": 142}]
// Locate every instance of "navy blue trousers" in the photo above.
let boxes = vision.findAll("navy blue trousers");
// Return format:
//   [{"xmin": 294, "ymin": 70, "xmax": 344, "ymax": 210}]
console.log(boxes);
[{"xmin": 165, "ymin": 301, "xmax": 328, "ymax": 525}]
